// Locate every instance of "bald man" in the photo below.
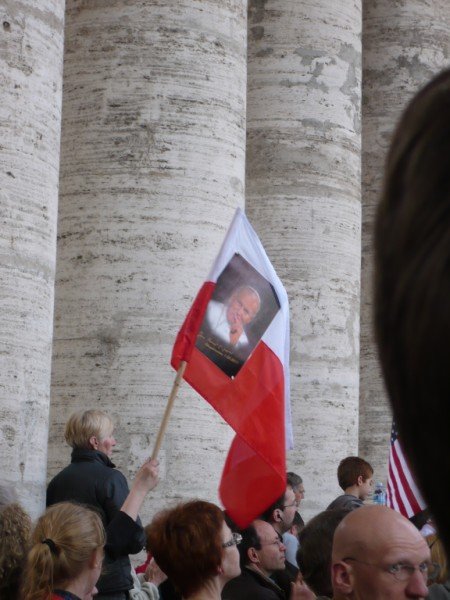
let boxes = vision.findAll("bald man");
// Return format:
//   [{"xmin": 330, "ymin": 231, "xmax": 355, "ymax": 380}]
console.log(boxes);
[{"xmin": 331, "ymin": 505, "xmax": 435, "ymax": 600}]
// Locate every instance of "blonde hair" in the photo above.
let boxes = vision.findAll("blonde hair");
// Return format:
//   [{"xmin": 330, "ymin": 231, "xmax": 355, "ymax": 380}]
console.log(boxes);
[
  {"xmin": 64, "ymin": 410, "xmax": 114, "ymax": 449},
  {"xmin": 22, "ymin": 502, "xmax": 105, "ymax": 600},
  {"xmin": 427, "ymin": 534, "xmax": 448, "ymax": 583}
]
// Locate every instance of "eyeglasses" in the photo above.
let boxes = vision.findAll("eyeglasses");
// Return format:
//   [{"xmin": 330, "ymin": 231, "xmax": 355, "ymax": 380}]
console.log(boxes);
[
  {"xmin": 260, "ymin": 537, "xmax": 285, "ymax": 548},
  {"xmin": 343, "ymin": 557, "xmax": 440, "ymax": 583},
  {"xmin": 283, "ymin": 500, "xmax": 299, "ymax": 508},
  {"xmin": 222, "ymin": 532, "xmax": 242, "ymax": 548}
]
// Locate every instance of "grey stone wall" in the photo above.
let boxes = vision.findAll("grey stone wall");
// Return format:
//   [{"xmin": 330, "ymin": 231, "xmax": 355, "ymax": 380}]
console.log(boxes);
[
  {"xmin": 360, "ymin": 0, "xmax": 450, "ymax": 485},
  {"xmin": 49, "ymin": 0, "xmax": 247, "ymax": 525},
  {"xmin": 0, "ymin": 0, "xmax": 64, "ymax": 516},
  {"xmin": 246, "ymin": 0, "xmax": 362, "ymax": 518}
]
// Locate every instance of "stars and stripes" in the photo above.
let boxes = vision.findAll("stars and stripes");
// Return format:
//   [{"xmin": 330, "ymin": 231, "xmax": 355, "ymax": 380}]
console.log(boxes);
[{"xmin": 386, "ymin": 422, "xmax": 426, "ymax": 518}]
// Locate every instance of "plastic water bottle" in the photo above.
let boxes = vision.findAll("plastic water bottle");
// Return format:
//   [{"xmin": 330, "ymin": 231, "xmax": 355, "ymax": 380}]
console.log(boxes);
[{"xmin": 373, "ymin": 481, "xmax": 386, "ymax": 505}]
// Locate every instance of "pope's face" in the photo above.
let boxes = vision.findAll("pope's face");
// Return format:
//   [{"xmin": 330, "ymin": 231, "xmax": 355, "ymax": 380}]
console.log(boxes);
[{"xmin": 226, "ymin": 289, "xmax": 259, "ymax": 330}]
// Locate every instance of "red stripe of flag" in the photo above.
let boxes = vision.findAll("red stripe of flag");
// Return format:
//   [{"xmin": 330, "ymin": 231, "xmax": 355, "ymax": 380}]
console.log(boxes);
[
  {"xmin": 386, "ymin": 423, "xmax": 425, "ymax": 519},
  {"xmin": 388, "ymin": 449, "xmax": 409, "ymax": 516},
  {"xmin": 392, "ymin": 443, "xmax": 421, "ymax": 516}
]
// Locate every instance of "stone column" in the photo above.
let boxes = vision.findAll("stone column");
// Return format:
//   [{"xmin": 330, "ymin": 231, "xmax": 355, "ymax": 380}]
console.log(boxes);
[
  {"xmin": 360, "ymin": 0, "xmax": 450, "ymax": 481},
  {"xmin": 49, "ymin": 1, "xmax": 247, "ymax": 522},
  {"xmin": 246, "ymin": 0, "xmax": 362, "ymax": 516},
  {"xmin": 0, "ymin": 1, "xmax": 64, "ymax": 516}
]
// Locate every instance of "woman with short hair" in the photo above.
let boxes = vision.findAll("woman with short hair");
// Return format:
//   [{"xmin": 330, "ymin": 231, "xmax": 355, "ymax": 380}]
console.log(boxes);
[
  {"xmin": 22, "ymin": 502, "xmax": 105, "ymax": 600},
  {"xmin": 47, "ymin": 410, "xmax": 157, "ymax": 600},
  {"xmin": 63, "ymin": 410, "xmax": 116, "ymax": 453},
  {"xmin": 146, "ymin": 500, "xmax": 241, "ymax": 600}
]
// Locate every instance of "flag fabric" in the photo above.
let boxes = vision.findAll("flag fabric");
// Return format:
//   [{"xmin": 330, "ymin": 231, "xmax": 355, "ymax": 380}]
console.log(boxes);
[
  {"xmin": 386, "ymin": 421, "xmax": 426, "ymax": 518},
  {"xmin": 171, "ymin": 207, "xmax": 292, "ymax": 527}
]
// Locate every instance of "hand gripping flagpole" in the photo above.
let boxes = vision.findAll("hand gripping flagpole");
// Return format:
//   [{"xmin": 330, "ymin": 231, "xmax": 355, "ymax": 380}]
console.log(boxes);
[{"xmin": 151, "ymin": 360, "xmax": 187, "ymax": 459}]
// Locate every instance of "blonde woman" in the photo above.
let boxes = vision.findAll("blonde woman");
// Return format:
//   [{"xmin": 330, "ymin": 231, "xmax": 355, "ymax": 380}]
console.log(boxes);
[
  {"xmin": 47, "ymin": 410, "xmax": 159, "ymax": 600},
  {"xmin": 22, "ymin": 502, "xmax": 105, "ymax": 600}
]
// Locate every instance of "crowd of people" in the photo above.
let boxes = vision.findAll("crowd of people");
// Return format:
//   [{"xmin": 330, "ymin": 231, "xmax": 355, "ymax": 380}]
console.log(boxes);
[
  {"xmin": 0, "ymin": 409, "xmax": 448, "ymax": 600},
  {"xmin": 3, "ymin": 66, "xmax": 450, "ymax": 599}
]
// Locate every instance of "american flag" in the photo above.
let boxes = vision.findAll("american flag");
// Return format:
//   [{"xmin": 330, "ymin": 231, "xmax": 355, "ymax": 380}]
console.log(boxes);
[{"xmin": 386, "ymin": 421, "xmax": 426, "ymax": 518}]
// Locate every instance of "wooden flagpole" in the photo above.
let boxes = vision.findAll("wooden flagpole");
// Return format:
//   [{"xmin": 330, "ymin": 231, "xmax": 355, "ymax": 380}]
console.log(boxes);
[{"xmin": 151, "ymin": 360, "xmax": 187, "ymax": 459}]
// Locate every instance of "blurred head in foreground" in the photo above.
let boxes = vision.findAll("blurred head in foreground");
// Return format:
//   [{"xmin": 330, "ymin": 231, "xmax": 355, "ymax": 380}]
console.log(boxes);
[{"xmin": 375, "ymin": 67, "xmax": 450, "ymax": 556}]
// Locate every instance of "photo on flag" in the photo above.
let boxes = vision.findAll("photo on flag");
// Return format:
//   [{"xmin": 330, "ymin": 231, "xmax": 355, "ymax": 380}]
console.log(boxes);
[{"xmin": 195, "ymin": 253, "xmax": 281, "ymax": 377}]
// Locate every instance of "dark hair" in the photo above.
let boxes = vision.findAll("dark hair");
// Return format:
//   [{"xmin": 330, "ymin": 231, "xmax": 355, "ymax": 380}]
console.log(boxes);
[
  {"xmin": 292, "ymin": 511, "xmax": 305, "ymax": 530},
  {"xmin": 297, "ymin": 508, "xmax": 350, "ymax": 597},
  {"xmin": 287, "ymin": 472, "xmax": 303, "ymax": 488},
  {"xmin": 374, "ymin": 68, "xmax": 450, "ymax": 557},
  {"xmin": 337, "ymin": 456, "xmax": 373, "ymax": 490},
  {"xmin": 146, "ymin": 500, "xmax": 224, "ymax": 598},
  {"xmin": 259, "ymin": 492, "xmax": 285, "ymax": 523},
  {"xmin": 236, "ymin": 523, "xmax": 262, "ymax": 568}
]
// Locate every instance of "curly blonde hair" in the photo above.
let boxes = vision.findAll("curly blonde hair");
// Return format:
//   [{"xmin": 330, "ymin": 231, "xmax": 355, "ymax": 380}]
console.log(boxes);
[{"xmin": 0, "ymin": 502, "xmax": 32, "ymax": 599}]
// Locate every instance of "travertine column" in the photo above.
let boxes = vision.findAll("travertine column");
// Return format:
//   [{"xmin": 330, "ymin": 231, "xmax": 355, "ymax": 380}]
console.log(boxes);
[
  {"xmin": 360, "ymin": 0, "xmax": 450, "ymax": 482},
  {"xmin": 0, "ymin": 1, "xmax": 64, "ymax": 516},
  {"xmin": 49, "ymin": 1, "xmax": 247, "ymax": 523},
  {"xmin": 246, "ymin": 0, "xmax": 362, "ymax": 517}
]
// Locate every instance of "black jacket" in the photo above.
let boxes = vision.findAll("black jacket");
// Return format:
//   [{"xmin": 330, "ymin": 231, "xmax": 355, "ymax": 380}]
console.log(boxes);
[
  {"xmin": 222, "ymin": 566, "xmax": 285, "ymax": 600},
  {"xmin": 46, "ymin": 448, "xmax": 145, "ymax": 594}
]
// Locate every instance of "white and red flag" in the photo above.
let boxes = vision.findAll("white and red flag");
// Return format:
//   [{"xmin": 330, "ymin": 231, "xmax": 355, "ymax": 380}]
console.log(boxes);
[
  {"xmin": 386, "ymin": 421, "xmax": 426, "ymax": 518},
  {"xmin": 171, "ymin": 208, "xmax": 292, "ymax": 527}
]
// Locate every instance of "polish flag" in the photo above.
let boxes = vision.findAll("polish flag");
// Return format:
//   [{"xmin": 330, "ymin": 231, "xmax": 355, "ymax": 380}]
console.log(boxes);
[{"xmin": 171, "ymin": 208, "xmax": 292, "ymax": 527}]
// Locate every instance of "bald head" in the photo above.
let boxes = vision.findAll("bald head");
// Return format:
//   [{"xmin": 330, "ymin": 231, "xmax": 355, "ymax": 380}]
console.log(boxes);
[
  {"xmin": 333, "ymin": 505, "xmax": 422, "ymax": 562},
  {"xmin": 332, "ymin": 506, "xmax": 430, "ymax": 600}
]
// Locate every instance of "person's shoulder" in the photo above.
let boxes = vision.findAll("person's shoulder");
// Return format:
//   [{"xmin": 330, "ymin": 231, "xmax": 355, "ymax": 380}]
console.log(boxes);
[
  {"xmin": 326, "ymin": 494, "xmax": 345, "ymax": 510},
  {"xmin": 47, "ymin": 463, "xmax": 70, "ymax": 483},
  {"xmin": 222, "ymin": 569, "xmax": 282, "ymax": 600},
  {"xmin": 46, "ymin": 462, "xmax": 74, "ymax": 497},
  {"xmin": 101, "ymin": 463, "xmax": 130, "ymax": 501},
  {"xmin": 428, "ymin": 580, "xmax": 450, "ymax": 599},
  {"xmin": 326, "ymin": 494, "xmax": 362, "ymax": 511}
]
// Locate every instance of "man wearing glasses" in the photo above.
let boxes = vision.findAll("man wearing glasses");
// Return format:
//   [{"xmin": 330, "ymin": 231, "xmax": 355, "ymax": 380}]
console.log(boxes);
[
  {"xmin": 222, "ymin": 520, "xmax": 314, "ymax": 600},
  {"xmin": 259, "ymin": 485, "xmax": 301, "ymax": 596},
  {"xmin": 331, "ymin": 505, "xmax": 436, "ymax": 599},
  {"xmin": 222, "ymin": 519, "xmax": 287, "ymax": 599},
  {"xmin": 260, "ymin": 485, "xmax": 299, "ymax": 544}
]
